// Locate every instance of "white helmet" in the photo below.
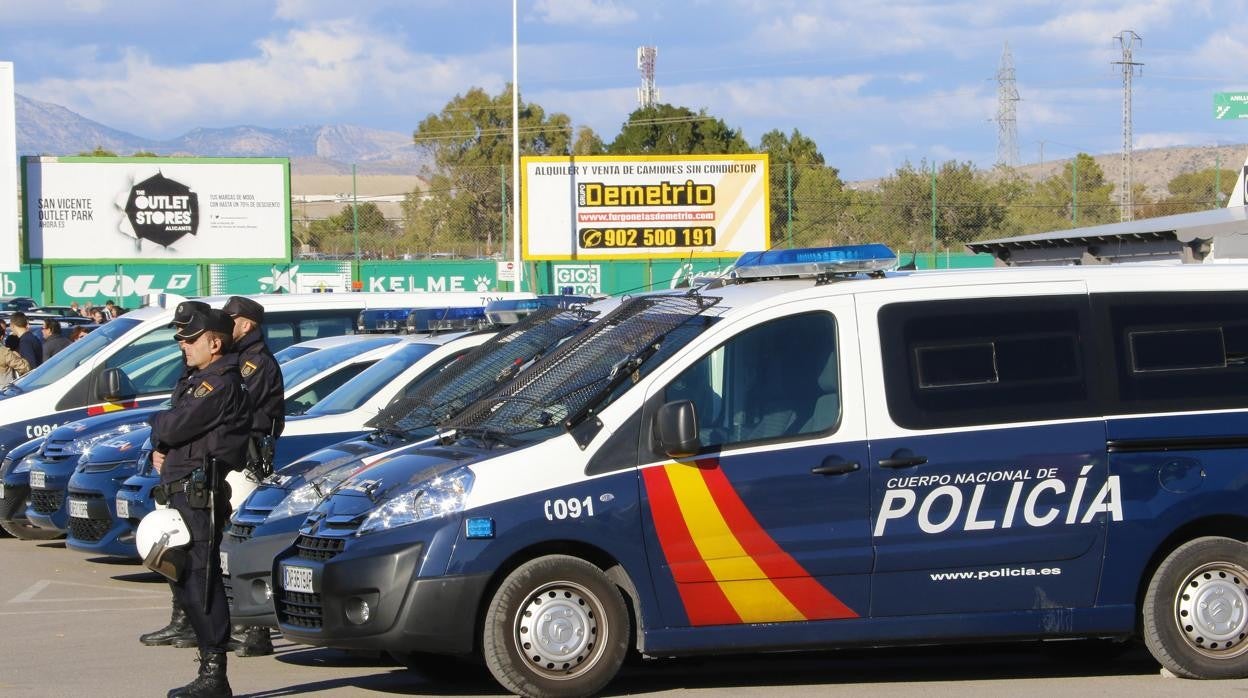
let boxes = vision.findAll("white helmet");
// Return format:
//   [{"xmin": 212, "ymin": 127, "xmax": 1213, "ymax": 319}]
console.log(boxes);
[{"xmin": 136, "ymin": 509, "xmax": 191, "ymax": 581}]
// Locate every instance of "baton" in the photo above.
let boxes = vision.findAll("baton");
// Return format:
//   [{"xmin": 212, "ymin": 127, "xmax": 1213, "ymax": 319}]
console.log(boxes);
[{"xmin": 204, "ymin": 456, "xmax": 215, "ymax": 615}]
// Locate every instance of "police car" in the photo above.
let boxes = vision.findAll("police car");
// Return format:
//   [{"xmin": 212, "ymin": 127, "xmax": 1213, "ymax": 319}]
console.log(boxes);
[
  {"xmin": 223, "ymin": 301, "xmax": 603, "ymax": 629},
  {"xmin": 274, "ymin": 245, "xmax": 1248, "ymax": 696},
  {"xmin": 0, "ymin": 291, "xmax": 533, "ymax": 462},
  {"xmin": 0, "ymin": 436, "xmax": 51, "ymax": 539}
]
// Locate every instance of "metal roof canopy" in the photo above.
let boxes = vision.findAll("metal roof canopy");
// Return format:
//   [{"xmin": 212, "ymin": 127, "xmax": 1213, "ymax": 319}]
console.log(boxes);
[{"xmin": 965, "ymin": 205, "xmax": 1248, "ymax": 266}]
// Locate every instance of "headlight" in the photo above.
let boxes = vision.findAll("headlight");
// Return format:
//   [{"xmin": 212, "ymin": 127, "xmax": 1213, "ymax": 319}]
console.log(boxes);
[
  {"xmin": 267, "ymin": 480, "xmax": 327, "ymax": 522},
  {"xmin": 357, "ymin": 467, "xmax": 474, "ymax": 536},
  {"xmin": 68, "ymin": 423, "xmax": 146, "ymax": 459},
  {"xmin": 13, "ymin": 455, "xmax": 37, "ymax": 474}
]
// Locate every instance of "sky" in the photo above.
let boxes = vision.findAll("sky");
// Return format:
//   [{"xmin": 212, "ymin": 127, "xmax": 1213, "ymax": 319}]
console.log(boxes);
[{"xmin": 3, "ymin": 0, "xmax": 1248, "ymax": 180}]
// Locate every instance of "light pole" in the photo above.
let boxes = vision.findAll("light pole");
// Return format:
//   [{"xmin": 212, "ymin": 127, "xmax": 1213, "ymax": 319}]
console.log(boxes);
[{"xmin": 511, "ymin": 0, "xmax": 523, "ymax": 291}]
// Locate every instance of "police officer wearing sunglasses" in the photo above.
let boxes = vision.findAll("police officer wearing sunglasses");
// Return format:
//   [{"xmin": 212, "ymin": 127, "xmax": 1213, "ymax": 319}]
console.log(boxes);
[{"xmin": 149, "ymin": 308, "xmax": 250, "ymax": 698}]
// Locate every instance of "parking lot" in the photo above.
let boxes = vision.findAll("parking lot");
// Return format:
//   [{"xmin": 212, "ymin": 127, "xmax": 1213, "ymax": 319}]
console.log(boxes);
[{"xmin": 4, "ymin": 536, "xmax": 1248, "ymax": 698}]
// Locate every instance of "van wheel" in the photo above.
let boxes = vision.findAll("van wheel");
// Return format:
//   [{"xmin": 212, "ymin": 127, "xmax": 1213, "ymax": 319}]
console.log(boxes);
[
  {"xmin": 483, "ymin": 555, "xmax": 629, "ymax": 698},
  {"xmin": 1143, "ymin": 536, "xmax": 1248, "ymax": 678}
]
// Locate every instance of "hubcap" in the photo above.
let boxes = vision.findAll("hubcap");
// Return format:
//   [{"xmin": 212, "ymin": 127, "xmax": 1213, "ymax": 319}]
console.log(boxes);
[
  {"xmin": 1175, "ymin": 561, "xmax": 1248, "ymax": 659},
  {"xmin": 514, "ymin": 580, "xmax": 604, "ymax": 679}
]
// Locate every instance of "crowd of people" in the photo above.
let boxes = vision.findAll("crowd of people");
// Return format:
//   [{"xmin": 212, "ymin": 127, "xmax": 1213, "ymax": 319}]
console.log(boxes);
[{"xmin": 0, "ymin": 300, "xmax": 127, "ymax": 386}]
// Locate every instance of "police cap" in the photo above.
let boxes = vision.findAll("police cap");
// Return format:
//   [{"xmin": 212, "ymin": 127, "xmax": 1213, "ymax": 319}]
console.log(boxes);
[
  {"xmin": 169, "ymin": 300, "xmax": 210, "ymax": 328},
  {"xmin": 222, "ymin": 296, "xmax": 264, "ymax": 324},
  {"xmin": 174, "ymin": 308, "xmax": 234, "ymax": 342}
]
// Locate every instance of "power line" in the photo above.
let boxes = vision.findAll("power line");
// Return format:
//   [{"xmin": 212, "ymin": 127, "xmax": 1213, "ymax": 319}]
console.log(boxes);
[{"xmin": 1113, "ymin": 30, "xmax": 1143, "ymax": 222}]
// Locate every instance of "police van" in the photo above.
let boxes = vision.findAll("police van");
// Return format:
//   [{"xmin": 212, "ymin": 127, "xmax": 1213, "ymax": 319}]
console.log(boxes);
[
  {"xmin": 0, "ymin": 291, "xmax": 531, "ymax": 460},
  {"xmin": 276, "ymin": 246, "xmax": 1248, "ymax": 696}
]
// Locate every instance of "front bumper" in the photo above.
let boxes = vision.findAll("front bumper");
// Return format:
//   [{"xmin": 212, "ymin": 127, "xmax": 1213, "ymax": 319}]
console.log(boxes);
[
  {"xmin": 276, "ymin": 535, "xmax": 489, "ymax": 655},
  {"xmin": 115, "ymin": 475, "xmax": 159, "ymax": 527},
  {"xmin": 0, "ymin": 481, "xmax": 29, "ymax": 526},
  {"xmin": 64, "ymin": 470, "xmax": 139, "ymax": 558},
  {"xmin": 222, "ymin": 525, "xmax": 300, "ymax": 628},
  {"xmin": 26, "ymin": 467, "xmax": 74, "ymax": 532}
]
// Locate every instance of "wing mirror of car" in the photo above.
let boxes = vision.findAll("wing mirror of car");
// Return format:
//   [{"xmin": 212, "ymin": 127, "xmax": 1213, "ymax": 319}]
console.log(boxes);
[
  {"xmin": 655, "ymin": 400, "xmax": 701, "ymax": 459},
  {"xmin": 98, "ymin": 367, "xmax": 138, "ymax": 402}
]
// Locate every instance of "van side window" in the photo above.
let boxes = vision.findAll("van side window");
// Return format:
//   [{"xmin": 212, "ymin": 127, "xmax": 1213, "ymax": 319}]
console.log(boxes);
[
  {"xmin": 879, "ymin": 296, "xmax": 1093, "ymax": 430},
  {"xmin": 663, "ymin": 311, "xmax": 839, "ymax": 451},
  {"xmin": 1097, "ymin": 291, "xmax": 1248, "ymax": 411}
]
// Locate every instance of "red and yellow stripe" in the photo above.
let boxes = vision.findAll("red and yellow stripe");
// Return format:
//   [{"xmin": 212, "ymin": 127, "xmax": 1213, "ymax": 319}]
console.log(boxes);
[
  {"xmin": 643, "ymin": 458, "xmax": 858, "ymax": 626},
  {"xmin": 86, "ymin": 400, "xmax": 139, "ymax": 416}
]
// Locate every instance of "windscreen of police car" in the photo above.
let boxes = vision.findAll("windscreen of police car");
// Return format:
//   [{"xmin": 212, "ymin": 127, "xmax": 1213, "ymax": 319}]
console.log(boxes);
[
  {"xmin": 279, "ymin": 336, "xmax": 403, "ymax": 390},
  {"xmin": 4, "ymin": 317, "xmax": 141, "ymax": 394},
  {"xmin": 303, "ymin": 342, "xmax": 439, "ymax": 416}
]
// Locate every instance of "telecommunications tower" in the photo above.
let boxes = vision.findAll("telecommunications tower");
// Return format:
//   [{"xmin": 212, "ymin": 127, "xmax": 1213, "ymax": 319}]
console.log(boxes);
[
  {"xmin": 1113, "ymin": 30, "xmax": 1143, "ymax": 221},
  {"xmin": 995, "ymin": 43, "xmax": 1020, "ymax": 168},
  {"xmin": 637, "ymin": 46, "xmax": 659, "ymax": 108}
]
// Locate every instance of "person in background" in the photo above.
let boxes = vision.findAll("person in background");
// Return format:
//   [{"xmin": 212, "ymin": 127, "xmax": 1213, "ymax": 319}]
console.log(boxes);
[
  {"xmin": 68, "ymin": 326, "xmax": 88, "ymax": 342},
  {"xmin": 69, "ymin": 301, "xmax": 80, "ymax": 316},
  {"xmin": 104, "ymin": 300, "xmax": 118, "ymax": 319},
  {"xmin": 0, "ymin": 318, "xmax": 16, "ymax": 352},
  {"xmin": 91, "ymin": 308, "xmax": 107, "ymax": 324},
  {"xmin": 41, "ymin": 319, "xmax": 70, "ymax": 361},
  {"xmin": 0, "ymin": 343, "xmax": 31, "ymax": 387},
  {"xmin": 9, "ymin": 313, "xmax": 42, "ymax": 369}
]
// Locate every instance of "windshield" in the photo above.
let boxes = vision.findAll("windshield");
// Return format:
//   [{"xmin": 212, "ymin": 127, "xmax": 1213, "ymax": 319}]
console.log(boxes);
[
  {"xmin": 304, "ymin": 342, "xmax": 439, "ymax": 416},
  {"xmin": 370, "ymin": 306, "xmax": 597, "ymax": 434},
  {"xmin": 280, "ymin": 336, "xmax": 400, "ymax": 390},
  {"xmin": 274, "ymin": 345, "xmax": 316, "ymax": 364},
  {"xmin": 5, "ymin": 317, "xmax": 141, "ymax": 394},
  {"xmin": 446, "ymin": 295, "xmax": 718, "ymax": 442}
]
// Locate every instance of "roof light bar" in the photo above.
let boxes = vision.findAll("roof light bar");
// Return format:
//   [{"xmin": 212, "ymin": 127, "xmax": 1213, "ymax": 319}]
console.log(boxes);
[
  {"xmin": 731, "ymin": 244, "xmax": 897, "ymax": 280},
  {"xmin": 406, "ymin": 306, "xmax": 488, "ymax": 334},
  {"xmin": 357, "ymin": 308, "xmax": 414, "ymax": 333},
  {"xmin": 485, "ymin": 294, "xmax": 594, "ymax": 326}
]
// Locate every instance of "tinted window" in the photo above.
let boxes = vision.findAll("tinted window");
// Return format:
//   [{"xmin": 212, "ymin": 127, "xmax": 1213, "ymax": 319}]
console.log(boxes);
[
  {"xmin": 1097, "ymin": 291, "xmax": 1248, "ymax": 412},
  {"xmin": 285, "ymin": 362, "xmax": 374, "ymax": 416},
  {"xmin": 662, "ymin": 312, "xmax": 839, "ymax": 451},
  {"xmin": 879, "ymin": 296, "xmax": 1093, "ymax": 430}
]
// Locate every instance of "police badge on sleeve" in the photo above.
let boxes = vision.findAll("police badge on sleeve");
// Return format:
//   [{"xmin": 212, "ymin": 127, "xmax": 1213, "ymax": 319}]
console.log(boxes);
[
  {"xmin": 194, "ymin": 381, "xmax": 214, "ymax": 398},
  {"xmin": 241, "ymin": 361, "xmax": 258, "ymax": 378}
]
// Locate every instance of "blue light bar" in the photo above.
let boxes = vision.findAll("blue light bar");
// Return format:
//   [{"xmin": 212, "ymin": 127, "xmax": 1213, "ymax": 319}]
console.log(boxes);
[
  {"xmin": 732, "ymin": 244, "xmax": 897, "ymax": 280},
  {"xmin": 485, "ymin": 294, "xmax": 594, "ymax": 325},
  {"xmin": 406, "ymin": 306, "xmax": 488, "ymax": 333},
  {"xmin": 357, "ymin": 308, "xmax": 414, "ymax": 333}
]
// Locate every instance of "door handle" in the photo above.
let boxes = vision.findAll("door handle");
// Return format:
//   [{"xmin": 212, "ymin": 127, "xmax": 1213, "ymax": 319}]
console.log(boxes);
[
  {"xmin": 878, "ymin": 450, "xmax": 927, "ymax": 469},
  {"xmin": 811, "ymin": 458, "xmax": 861, "ymax": 476}
]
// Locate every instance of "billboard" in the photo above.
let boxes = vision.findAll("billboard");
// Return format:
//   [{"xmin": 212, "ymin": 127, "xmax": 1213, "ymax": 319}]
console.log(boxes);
[
  {"xmin": 0, "ymin": 63, "xmax": 18, "ymax": 272},
  {"xmin": 522, "ymin": 154, "xmax": 769, "ymax": 260},
  {"xmin": 22, "ymin": 156, "xmax": 290, "ymax": 263}
]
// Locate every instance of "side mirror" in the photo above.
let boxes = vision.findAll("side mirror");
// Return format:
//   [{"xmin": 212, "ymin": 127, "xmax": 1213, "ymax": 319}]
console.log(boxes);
[
  {"xmin": 98, "ymin": 367, "xmax": 137, "ymax": 402},
  {"xmin": 654, "ymin": 400, "xmax": 700, "ymax": 459}
]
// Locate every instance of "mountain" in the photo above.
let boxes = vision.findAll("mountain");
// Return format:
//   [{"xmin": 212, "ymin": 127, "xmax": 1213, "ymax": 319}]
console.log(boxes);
[{"xmin": 14, "ymin": 94, "xmax": 424, "ymax": 174}]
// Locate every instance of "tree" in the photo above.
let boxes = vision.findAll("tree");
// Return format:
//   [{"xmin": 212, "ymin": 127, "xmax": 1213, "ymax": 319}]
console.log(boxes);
[
  {"xmin": 758, "ymin": 129, "xmax": 829, "ymax": 244},
  {"xmin": 870, "ymin": 160, "xmax": 1009, "ymax": 251},
  {"xmin": 132, "ymin": 151, "xmax": 159, "ymax": 157},
  {"xmin": 409, "ymin": 85, "xmax": 575, "ymax": 253},
  {"xmin": 1150, "ymin": 168, "xmax": 1236, "ymax": 216},
  {"xmin": 1004, "ymin": 153, "xmax": 1116, "ymax": 234},
  {"xmin": 77, "ymin": 146, "xmax": 118, "ymax": 156},
  {"xmin": 306, "ymin": 202, "xmax": 395, "ymax": 256},
  {"xmin": 608, "ymin": 104, "xmax": 749, "ymax": 155},
  {"xmin": 571, "ymin": 126, "xmax": 605, "ymax": 156}
]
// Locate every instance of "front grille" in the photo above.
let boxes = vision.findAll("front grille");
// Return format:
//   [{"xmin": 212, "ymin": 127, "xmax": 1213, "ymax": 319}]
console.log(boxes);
[
  {"xmin": 68, "ymin": 516, "xmax": 111, "ymax": 542},
  {"xmin": 227, "ymin": 523, "xmax": 255, "ymax": 544},
  {"xmin": 279, "ymin": 590, "xmax": 323, "ymax": 629},
  {"xmin": 40, "ymin": 440, "xmax": 77, "ymax": 461},
  {"xmin": 296, "ymin": 535, "xmax": 345, "ymax": 562},
  {"xmin": 71, "ymin": 491, "xmax": 104, "ymax": 500},
  {"xmin": 30, "ymin": 489, "xmax": 64, "ymax": 514}
]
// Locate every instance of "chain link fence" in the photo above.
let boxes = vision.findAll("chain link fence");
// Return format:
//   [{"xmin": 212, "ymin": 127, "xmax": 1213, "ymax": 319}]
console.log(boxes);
[{"xmin": 297, "ymin": 155, "xmax": 1237, "ymax": 262}]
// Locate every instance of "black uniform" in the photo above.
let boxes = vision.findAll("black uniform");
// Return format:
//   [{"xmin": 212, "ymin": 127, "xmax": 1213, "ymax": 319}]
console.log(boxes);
[
  {"xmin": 150, "ymin": 353, "xmax": 250, "ymax": 654},
  {"xmin": 235, "ymin": 328, "xmax": 284, "ymax": 440}
]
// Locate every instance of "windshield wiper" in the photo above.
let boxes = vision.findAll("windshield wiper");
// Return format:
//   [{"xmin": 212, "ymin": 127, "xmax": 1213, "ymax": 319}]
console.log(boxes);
[
  {"xmin": 562, "ymin": 339, "xmax": 663, "ymax": 429},
  {"xmin": 453, "ymin": 426, "xmax": 521, "ymax": 449}
]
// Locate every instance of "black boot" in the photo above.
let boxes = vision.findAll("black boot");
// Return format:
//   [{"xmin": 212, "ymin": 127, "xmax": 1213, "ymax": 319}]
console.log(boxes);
[
  {"xmin": 141, "ymin": 598, "xmax": 196, "ymax": 647},
  {"xmin": 234, "ymin": 626, "xmax": 273, "ymax": 657},
  {"xmin": 167, "ymin": 650, "xmax": 231, "ymax": 698}
]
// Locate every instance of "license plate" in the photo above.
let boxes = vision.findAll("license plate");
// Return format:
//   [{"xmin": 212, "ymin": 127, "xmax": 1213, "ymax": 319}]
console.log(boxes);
[
  {"xmin": 30, "ymin": 471, "xmax": 45, "ymax": 489},
  {"xmin": 220, "ymin": 551, "xmax": 230, "ymax": 576},
  {"xmin": 69, "ymin": 499, "xmax": 88, "ymax": 519},
  {"xmin": 115, "ymin": 497, "xmax": 129, "ymax": 519},
  {"xmin": 282, "ymin": 564, "xmax": 315, "ymax": 593}
]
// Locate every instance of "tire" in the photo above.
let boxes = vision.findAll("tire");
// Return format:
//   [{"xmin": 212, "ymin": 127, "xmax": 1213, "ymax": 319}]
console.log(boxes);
[
  {"xmin": 0, "ymin": 494, "xmax": 64, "ymax": 540},
  {"xmin": 1143, "ymin": 536, "xmax": 1248, "ymax": 679},
  {"xmin": 482, "ymin": 555, "xmax": 630, "ymax": 698}
]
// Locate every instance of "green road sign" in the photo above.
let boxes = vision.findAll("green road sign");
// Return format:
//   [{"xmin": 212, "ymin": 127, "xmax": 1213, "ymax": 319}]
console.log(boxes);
[{"xmin": 1214, "ymin": 92, "xmax": 1248, "ymax": 119}]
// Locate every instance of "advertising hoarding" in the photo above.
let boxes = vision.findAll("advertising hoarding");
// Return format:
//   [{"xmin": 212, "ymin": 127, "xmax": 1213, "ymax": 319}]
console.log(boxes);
[
  {"xmin": 522, "ymin": 154, "xmax": 769, "ymax": 260},
  {"xmin": 0, "ymin": 63, "xmax": 18, "ymax": 272},
  {"xmin": 23, "ymin": 156, "xmax": 290, "ymax": 263}
]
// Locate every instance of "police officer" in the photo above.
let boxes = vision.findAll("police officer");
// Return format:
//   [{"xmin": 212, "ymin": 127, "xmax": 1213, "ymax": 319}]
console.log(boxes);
[
  {"xmin": 150, "ymin": 308, "xmax": 250, "ymax": 698},
  {"xmin": 139, "ymin": 300, "xmax": 210, "ymax": 650},
  {"xmin": 221, "ymin": 296, "xmax": 284, "ymax": 657}
]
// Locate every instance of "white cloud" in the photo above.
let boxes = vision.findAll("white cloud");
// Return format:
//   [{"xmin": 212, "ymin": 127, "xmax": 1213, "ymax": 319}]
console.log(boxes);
[
  {"xmin": 23, "ymin": 20, "xmax": 504, "ymax": 137},
  {"xmin": 1036, "ymin": 0, "xmax": 1204, "ymax": 45},
  {"xmin": 532, "ymin": 0, "xmax": 637, "ymax": 26},
  {"xmin": 1135, "ymin": 131, "xmax": 1218, "ymax": 149}
]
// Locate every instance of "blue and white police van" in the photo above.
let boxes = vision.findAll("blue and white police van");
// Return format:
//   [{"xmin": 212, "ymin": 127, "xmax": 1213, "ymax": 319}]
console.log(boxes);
[
  {"xmin": 224, "ymin": 302, "xmax": 603, "ymax": 629},
  {"xmin": 274, "ymin": 245, "xmax": 1248, "ymax": 696}
]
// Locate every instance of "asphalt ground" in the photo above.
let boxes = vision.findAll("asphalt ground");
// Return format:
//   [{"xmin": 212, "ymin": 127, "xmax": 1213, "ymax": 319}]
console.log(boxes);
[{"xmin": 5, "ymin": 534, "xmax": 1248, "ymax": 697}]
